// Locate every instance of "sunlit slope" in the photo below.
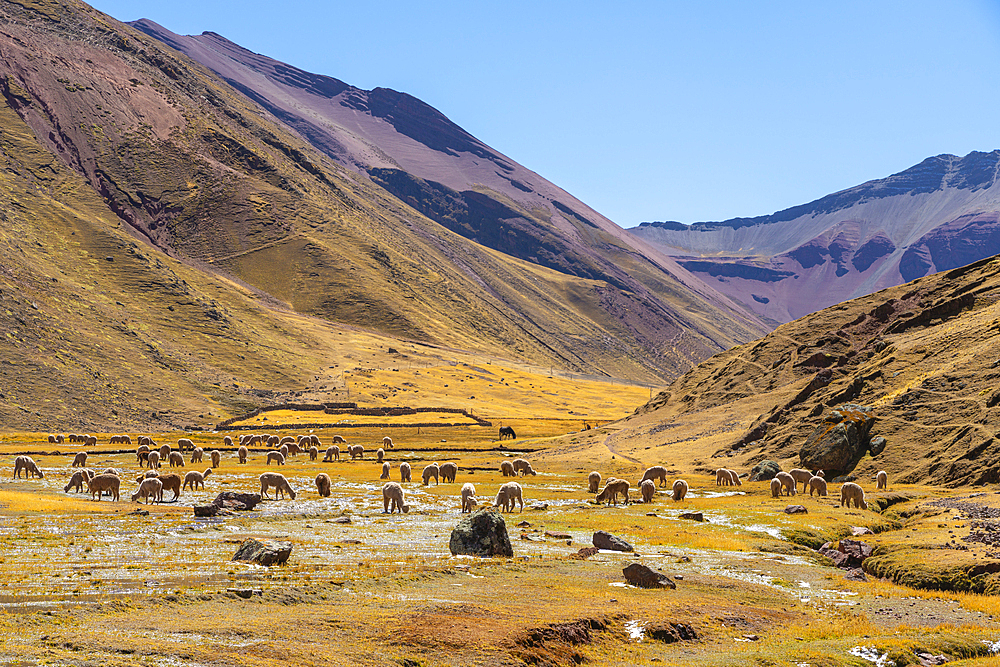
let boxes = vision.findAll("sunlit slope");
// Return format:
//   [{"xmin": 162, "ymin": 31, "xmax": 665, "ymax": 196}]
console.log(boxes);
[
  {"xmin": 0, "ymin": 0, "xmax": 766, "ymax": 402},
  {"xmin": 586, "ymin": 254, "xmax": 1000, "ymax": 486}
]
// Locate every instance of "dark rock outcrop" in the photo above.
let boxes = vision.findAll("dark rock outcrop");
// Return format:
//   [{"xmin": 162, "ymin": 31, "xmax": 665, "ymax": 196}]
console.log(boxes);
[
  {"xmin": 646, "ymin": 622, "xmax": 698, "ymax": 642},
  {"xmin": 622, "ymin": 563, "xmax": 676, "ymax": 589},
  {"xmin": 195, "ymin": 492, "xmax": 261, "ymax": 517},
  {"xmin": 819, "ymin": 539, "xmax": 873, "ymax": 569},
  {"xmin": 232, "ymin": 538, "xmax": 292, "ymax": 566},
  {"xmin": 749, "ymin": 460, "xmax": 781, "ymax": 482},
  {"xmin": 784, "ymin": 505, "xmax": 808, "ymax": 514},
  {"xmin": 449, "ymin": 508, "xmax": 513, "ymax": 557},
  {"xmin": 593, "ymin": 530, "xmax": 634, "ymax": 552},
  {"xmin": 799, "ymin": 404, "xmax": 876, "ymax": 476}
]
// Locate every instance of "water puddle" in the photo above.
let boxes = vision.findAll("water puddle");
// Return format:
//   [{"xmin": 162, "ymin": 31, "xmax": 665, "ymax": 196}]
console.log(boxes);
[
  {"xmin": 848, "ymin": 646, "xmax": 891, "ymax": 666},
  {"xmin": 625, "ymin": 619, "xmax": 645, "ymax": 641}
]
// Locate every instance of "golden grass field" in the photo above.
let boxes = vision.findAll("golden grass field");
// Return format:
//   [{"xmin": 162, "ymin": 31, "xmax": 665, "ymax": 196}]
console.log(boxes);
[{"xmin": 0, "ymin": 366, "xmax": 998, "ymax": 666}]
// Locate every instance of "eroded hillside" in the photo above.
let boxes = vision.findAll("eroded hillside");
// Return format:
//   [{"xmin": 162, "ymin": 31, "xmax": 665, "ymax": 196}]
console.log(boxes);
[
  {"xmin": 0, "ymin": 0, "xmax": 767, "ymax": 425},
  {"xmin": 597, "ymin": 255, "xmax": 1000, "ymax": 487}
]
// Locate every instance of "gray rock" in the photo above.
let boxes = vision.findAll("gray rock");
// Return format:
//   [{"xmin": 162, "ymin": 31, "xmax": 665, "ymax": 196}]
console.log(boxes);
[
  {"xmin": 232, "ymin": 538, "xmax": 292, "ymax": 566},
  {"xmin": 749, "ymin": 460, "xmax": 781, "ymax": 482},
  {"xmin": 784, "ymin": 505, "xmax": 808, "ymax": 514},
  {"xmin": 449, "ymin": 508, "xmax": 513, "ymax": 557},
  {"xmin": 679, "ymin": 512, "xmax": 707, "ymax": 522},
  {"xmin": 869, "ymin": 435, "xmax": 887, "ymax": 456},
  {"xmin": 799, "ymin": 404, "xmax": 876, "ymax": 476},
  {"xmin": 593, "ymin": 530, "xmax": 634, "ymax": 552},
  {"xmin": 622, "ymin": 563, "xmax": 675, "ymax": 589}
]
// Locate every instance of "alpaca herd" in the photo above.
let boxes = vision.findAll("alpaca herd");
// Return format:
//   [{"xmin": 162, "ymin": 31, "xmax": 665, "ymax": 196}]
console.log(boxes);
[{"xmin": 18, "ymin": 432, "xmax": 890, "ymax": 521}]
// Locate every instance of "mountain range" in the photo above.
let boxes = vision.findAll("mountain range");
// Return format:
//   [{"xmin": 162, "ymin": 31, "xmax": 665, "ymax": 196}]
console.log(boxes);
[
  {"xmin": 631, "ymin": 150, "xmax": 1000, "ymax": 324},
  {"xmin": 0, "ymin": 0, "xmax": 765, "ymax": 429}
]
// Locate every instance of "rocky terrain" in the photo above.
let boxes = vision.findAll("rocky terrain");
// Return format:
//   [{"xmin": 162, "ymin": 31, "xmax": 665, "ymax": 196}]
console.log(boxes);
[
  {"xmin": 600, "ymin": 253, "xmax": 1000, "ymax": 487},
  {"xmin": 0, "ymin": 0, "xmax": 767, "ymax": 430},
  {"xmin": 632, "ymin": 150, "xmax": 1000, "ymax": 324}
]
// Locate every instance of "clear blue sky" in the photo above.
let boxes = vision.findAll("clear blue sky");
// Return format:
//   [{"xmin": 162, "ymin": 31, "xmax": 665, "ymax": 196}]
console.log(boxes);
[{"xmin": 87, "ymin": 0, "xmax": 1000, "ymax": 226}]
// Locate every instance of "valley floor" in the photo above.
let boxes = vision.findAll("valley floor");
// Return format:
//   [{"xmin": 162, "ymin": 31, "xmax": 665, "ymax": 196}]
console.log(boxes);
[{"xmin": 0, "ymin": 417, "xmax": 999, "ymax": 666}]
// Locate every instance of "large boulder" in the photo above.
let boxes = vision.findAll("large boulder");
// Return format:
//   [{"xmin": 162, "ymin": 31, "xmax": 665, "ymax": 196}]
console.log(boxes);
[
  {"xmin": 449, "ymin": 508, "xmax": 513, "ymax": 557},
  {"xmin": 593, "ymin": 530, "xmax": 634, "ymax": 552},
  {"xmin": 749, "ymin": 460, "xmax": 781, "ymax": 482},
  {"xmin": 232, "ymin": 538, "xmax": 292, "ymax": 566},
  {"xmin": 799, "ymin": 404, "xmax": 876, "ymax": 476},
  {"xmin": 622, "ymin": 563, "xmax": 675, "ymax": 589}
]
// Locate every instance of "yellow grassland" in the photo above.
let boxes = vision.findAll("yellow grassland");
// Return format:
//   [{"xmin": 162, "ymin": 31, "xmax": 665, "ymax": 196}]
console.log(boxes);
[{"xmin": 0, "ymin": 406, "xmax": 998, "ymax": 666}]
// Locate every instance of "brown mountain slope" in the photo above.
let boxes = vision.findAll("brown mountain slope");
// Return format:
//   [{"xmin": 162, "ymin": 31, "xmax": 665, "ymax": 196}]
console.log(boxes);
[
  {"xmin": 0, "ymin": 0, "xmax": 765, "ymax": 398},
  {"xmin": 595, "ymin": 254, "xmax": 1000, "ymax": 487},
  {"xmin": 128, "ymin": 18, "xmax": 733, "ymax": 319}
]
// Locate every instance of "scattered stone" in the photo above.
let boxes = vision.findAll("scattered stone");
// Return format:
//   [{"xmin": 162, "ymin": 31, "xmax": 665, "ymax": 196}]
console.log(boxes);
[
  {"xmin": 593, "ymin": 530, "xmax": 633, "ymax": 552},
  {"xmin": 784, "ymin": 505, "xmax": 808, "ymax": 514},
  {"xmin": 645, "ymin": 622, "xmax": 696, "ymax": 643},
  {"xmin": 449, "ymin": 508, "xmax": 513, "ymax": 557},
  {"xmin": 743, "ymin": 634, "xmax": 760, "ymax": 642},
  {"xmin": 679, "ymin": 512, "xmax": 707, "ymax": 522},
  {"xmin": 340, "ymin": 539, "xmax": 362, "ymax": 544},
  {"xmin": 231, "ymin": 538, "xmax": 292, "ymax": 566},
  {"xmin": 915, "ymin": 651, "xmax": 952, "ymax": 666},
  {"xmin": 646, "ymin": 512, "xmax": 657, "ymax": 517},
  {"xmin": 851, "ymin": 526, "xmax": 873, "ymax": 536},
  {"xmin": 622, "ymin": 563, "xmax": 676, "ymax": 589},
  {"xmin": 333, "ymin": 516, "xmax": 351, "ymax": 524},
  {"xmin": 544, "ymin": 531, "xmax": 571, "ymax": 539},
  {"xmin": 843, "ymin": 568, "xmax": 867, "ymax": 582},
  {"xmin": 819, "ymin": 538, "xmax": 873, "ymax": 569},
  {"xmin": 127, "ymin": 509, "xmax": 149, "ymax": 516},
  {"xmin": 673, "ymin": 575, "xmax": 683, "ymax": 580},
  {"xmin": 571, "ymin": 547, "xmax": 600, "ymax": 560},
  {"xmin": 194, "ymin": 504, "xmax": 232, "ymax": 517},
  {"xmin": 227, "ymin": 588, "xmax": 262, "ymax": 599},
  {"xmin": 869, "ymin": 435, "xmax": 887, "ymax": 456},
  {"xmin": 516, "ymin": 520, "xmax": 531, "ymax": 528},
  {"xmin": 530, "ymin": 503, "xmax": 549, "ymax": 511},
  {"xmin": 519, "ymin": 533, "xmax": 541, "ymax": 542}
]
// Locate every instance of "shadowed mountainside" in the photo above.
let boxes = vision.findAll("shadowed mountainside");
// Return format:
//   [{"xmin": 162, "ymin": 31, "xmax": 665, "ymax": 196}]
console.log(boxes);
[
  {"xmin": 632, "ymin": 151, "xmax": 1000, "ymax": 324},
  {"xmin": 606, "ymin": 254, "xmax": 1000, "ymax": 487},
  {"xmin": 0, "ymin": 0, "xmax": 769, "ymax": 431}
]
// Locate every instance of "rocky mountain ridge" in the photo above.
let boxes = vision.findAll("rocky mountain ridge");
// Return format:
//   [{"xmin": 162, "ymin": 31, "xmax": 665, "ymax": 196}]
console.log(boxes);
[
  {"xmin": 631, "ymin": 151, "xmax": 1000, "ymax": 324},
  {"xmin": 611, "ymin": 253, "xmax": 1000, "ymax": 487},
  {"xmin": 0, "ymin": 0, "xmax": 765, "ymax": 429}
]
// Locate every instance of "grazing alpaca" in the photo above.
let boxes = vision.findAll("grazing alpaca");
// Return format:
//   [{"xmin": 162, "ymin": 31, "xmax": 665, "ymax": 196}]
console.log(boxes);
[
  {"xmin": 596, "ymin": 478, "xmax": 629, "ymax": 506},
  {"xmin": 640, "ymin": 466, "xmax": 668, "ymax": 488},
  {"xmin": 840, "ymin": 482, "xmax": 868, "ymax": 510},
  {"xmin": 461, "ymin": 483, "xmax": 477, "ymax": 513},
  {"xmin": 494, "ymin": 482, "xmax": 523, "ymax": 512},
  {"xmin": 588, "ymin": 471, "xmax": 601, "ymax": 493},
  {"xmin": 315, "ymin": 473, "xmax": 332, "ymax": 497},
  {"xmin": 382, "ymin": 482, "xmax": 407, "ymax": 514}
]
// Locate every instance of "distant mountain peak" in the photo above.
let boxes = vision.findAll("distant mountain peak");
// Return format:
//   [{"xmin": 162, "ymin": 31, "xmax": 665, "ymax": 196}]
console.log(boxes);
[{"xmin": 631, "ymin": 150, "xmax": 1000, "ymax": 325}]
